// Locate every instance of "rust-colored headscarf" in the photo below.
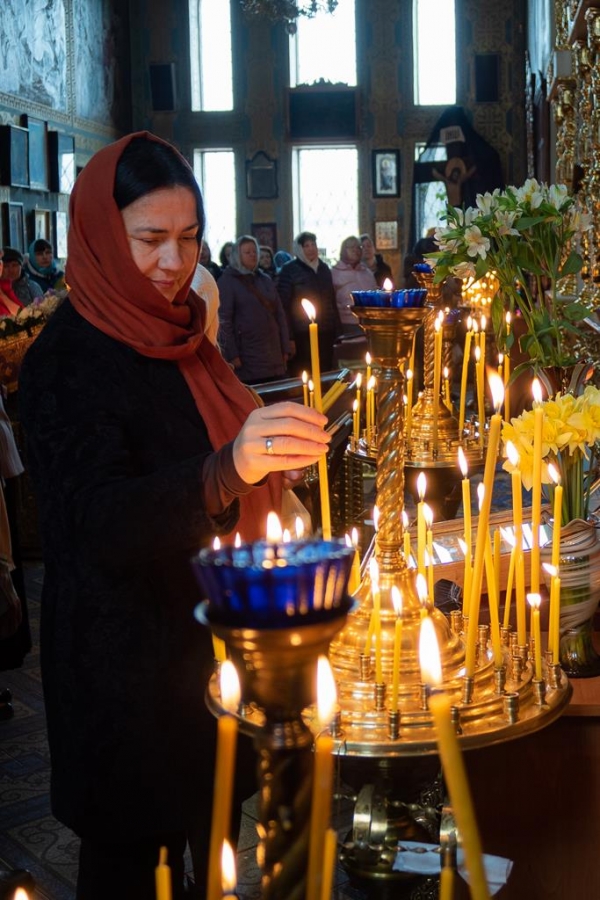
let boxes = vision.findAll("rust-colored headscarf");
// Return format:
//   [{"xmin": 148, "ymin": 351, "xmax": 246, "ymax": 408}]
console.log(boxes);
[{"xmin": 66, "ymin": 131, "xmax": 281, "ymax": 541}]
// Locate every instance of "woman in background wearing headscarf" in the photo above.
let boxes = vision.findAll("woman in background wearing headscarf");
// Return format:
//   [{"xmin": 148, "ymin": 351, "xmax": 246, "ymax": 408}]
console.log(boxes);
[
  {"xmin": 277, "ymin": 231, "xmax": 340, "ymax": 376},
  {"xmin": 19, "ymin": 132, "xmax": 330, "ymax": 900},
  {"xmin": 218, "ymin": 235, "xmax": 290, "ymax": 384},
  {"xmin": 24, "ymin": 239, "xmax": 66, "ymax": 294}
]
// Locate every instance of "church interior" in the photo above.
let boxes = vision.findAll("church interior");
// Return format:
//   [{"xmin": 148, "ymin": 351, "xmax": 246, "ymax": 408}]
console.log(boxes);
[{"xmin": 2, "ymin": 1, "xmax": 600, "ymax": 899}]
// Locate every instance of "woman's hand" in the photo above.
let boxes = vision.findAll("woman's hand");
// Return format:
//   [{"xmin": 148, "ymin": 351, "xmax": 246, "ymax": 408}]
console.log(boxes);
[{"xmin": 233, "ymin": 402, "xmax": 330, "ymax": 485}]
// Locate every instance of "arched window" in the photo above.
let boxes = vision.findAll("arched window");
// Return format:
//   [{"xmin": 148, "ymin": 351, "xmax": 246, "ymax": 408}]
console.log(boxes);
[
  {"xmin": 193, "ymin": 149, "xmax": 237, "ymax": 256},
  {"xmin": 189, "ymin": 0, "xmax": 233, "ymax": 111},
  {"xmin": 413, "ymin": 0, "xmax": 456, "ymax": 105},
  {"xmin": 289, "ymin": 0, "xmax": 356, "ymax": 87}
]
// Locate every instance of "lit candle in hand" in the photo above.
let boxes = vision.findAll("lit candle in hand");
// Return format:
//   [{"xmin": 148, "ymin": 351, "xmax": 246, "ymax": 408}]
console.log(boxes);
[
  {"xmin": 419, "ymin": 621, "xmax": 490, "ymax": 900},
  {"xmin": 207, "ymin": 661, "xmax": 241, "ymax": 900},
  {"xmin": 302, "ymin": 299, "xmax": 322, "ymax": 412},
  {"xmin": 307, "ymin": 657, "xmax": 337, "ymax": 900}
]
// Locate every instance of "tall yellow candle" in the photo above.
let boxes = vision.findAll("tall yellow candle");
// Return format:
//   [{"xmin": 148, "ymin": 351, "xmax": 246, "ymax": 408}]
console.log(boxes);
[
  {"xmin": 548, "ymin": 462, "xmax": 563, "ymax": 568},
  {"xmin": 466, "ymin": 374, "xmax": 504, "ymax": 677},
  {"xmin": 155, "ymin": 847, "xmax": 172, "ymax": 900},
  {"xmin": 551, "ymin": 572, "xmax": 561, "ymax": 665},
  {"xmin": 439, "ymin": 865, "xmax": 455, "ymax": 900},
  {"xmin": 433, "ymin": 317, "xmax": 443, "ymax": 449},
  {"xmin": 207, "ymin": 661, "xmax": 240, "ymax": 900},
  {"xmin": 424, "ymin": 503, "xmax": 435, "ymax": 602},
  {"xmin": 318, "ymin": 453, "xmax": 332, "ymax": 540},
  {"xmin": 406, "ymin": 368, "xmax": 414, "ymax": 444},
  {"xmin": 530, "ymin": 378, "xmax": 544, "ymax": 594},
  {"xmin": 484, "ymin": 530, "xmax": 504, "ymax": 668},
  {"xmin": 308, "ymin": 379, "xmax": 314, "ymax": 408},
  {"xmin": 475, "ymin": 345, "xmax": 485, "ymax": 449},
  {"xmin": 402, "ymin": 510, "xmax": 412, "ymax": 565},
  {"xmin": 505, "ymin": 442, "xmax": 526, "ymax": 644},
  {"xmin": 502, "ymin": 541, "xmax": 515, "ymax": 629},
  {"xmin": 307, "ymin": 658, "xmax": 337, "ymax": 900},
  {"xmin": 416, "ymin": 472, "xmax": 427, "ymax": 578},
  {"xmin": 302, "ymin": 299, "xmax": 323, "ymax": 412},
  {"xmin": 352, "ymin": 398, "xmax": 359, "ymax": 444},
  {"xmin": 419, "ymin": 621, "xmax": 490, "ymax": 900},
  {"xmin": 543, "ymin": 563, "xmax": 559, "ymax": 659},
  {"xmin": 479, "ymin": 314, "xmax": 487, "ymax": 369},
  {"xmin": 493, "ymin": 528, "xmax": 501, "ymax": 603},
  {"xmin": 370, "ymin": 557, "xmax": 383, "ymax": 683},
  {"xmin": 528, "ymin": 593, "xmax": 543, "ymax": 680},
  {"xmin": 320, "ymin": 828, "xmax": 338, "ymax": 900},
  {"xmin": 503, "ymin": 355, "xmax": 510, "ymax": 423},
  {"xmin": 458, "ymin": 447, "xmax": 472, "ymax": 557},
  {"xmin": 302, "ymin": 370, "xmax": 309, "ymax": 407},
  {"xmin": 355, "ymin": 372, "xmax": 362, "ymax": 439},
  {"xmin": 365, "ymin": 351, "xmax": 372, "ymax": 386},
  {"xmin": 458, "ymin": 538, "xmax": 472, "ymax": 619},
  {"xmin": 346, "ymin": 533, "xmax": 361, "ymax": 594},
  {"xmin": 391, "ymin": 586, "xmax": 403, "ymax": 710},
  {"xmin": 458, "ymin": 322, "xmax": 472, "ymax": 435},
  {"xmin": 444, "ymin": 365, "xmax": 452, "ymax": 410}
]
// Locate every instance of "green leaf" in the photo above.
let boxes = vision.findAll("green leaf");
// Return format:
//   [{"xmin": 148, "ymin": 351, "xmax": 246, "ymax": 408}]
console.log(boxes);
[{"xmin": 559, "ymin": 251, "xmax": 583, "ymax": 276}]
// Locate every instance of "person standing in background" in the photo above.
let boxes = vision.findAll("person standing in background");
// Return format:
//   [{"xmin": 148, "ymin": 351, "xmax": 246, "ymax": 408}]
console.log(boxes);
[
  {"xmin": 360, "ymin": 234, "xmax": 393, "ymax": 287},
  {"xmin": 331, "ymin": 235, "xmax": 377, "ymax": 335},
  {"xmin": 1, "ymin": 248, "xmax": 43, "ymax": 306},
  {"xmin": 277, "ymin": 231, "xmax": 340, "ymax": 376}
]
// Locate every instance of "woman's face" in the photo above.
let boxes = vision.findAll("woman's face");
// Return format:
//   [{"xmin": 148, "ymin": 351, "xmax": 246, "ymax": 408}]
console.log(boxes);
[
  {"xmin": 121, "ymin": 186, "xmax": 200, "ymax": 303},
  {"xmin": 259, "ymin": 248, "xmax": 272, "ymax": 269},
  {"xmin": 35, "ymin": 246, "xmax": 53, "ymax": 268},
  {"xmin": 239, "ymin": 241, "xmax": 258, "ymax": 270},
  {"xmin": 302, "ymin": 239, "xmax": 319, "ymax": 263}
]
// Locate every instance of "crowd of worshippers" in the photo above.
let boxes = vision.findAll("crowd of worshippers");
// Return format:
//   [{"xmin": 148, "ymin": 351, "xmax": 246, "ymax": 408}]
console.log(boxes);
[{"xmin": 0, "ymin": 230, "xmax": 439, "ymax": 386}]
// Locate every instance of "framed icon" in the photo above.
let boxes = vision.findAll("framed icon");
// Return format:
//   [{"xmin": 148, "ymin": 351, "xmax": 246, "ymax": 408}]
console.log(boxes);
[
  {"xmin": 374, "ymin": 221, "xmax": 399, "ymax": 251},
  {"xmin": 372, "ymin": 149, "xmax": 400, "ymax": 198}
]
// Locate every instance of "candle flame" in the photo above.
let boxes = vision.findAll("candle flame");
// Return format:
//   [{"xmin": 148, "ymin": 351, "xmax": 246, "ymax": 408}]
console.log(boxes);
[
  {"xmin": 356, "ymin": 372, "xmax": 362, "ymax": 388},
  {"xmin": 365, "ymin": 351, "xmax": 372, "ymax": 366},
  {"xmin": 416, "ymin": 572, "xmax": 428, "ymax": 603},
  {"xmin": 373, "ymin": 505, "xmax": 380, "ymax": 532},
  {"xmin": 419, "ymin": 617, "xmax": 442, "ymax": 686},
  {"xmin": 498, "ymin": 352, "xmax": 504, "ymax": 365},
  {"xmin": 317, "ymin": 655, "xmax": 337, "ymax": 727},
  {"xmin": 488, "ymin": 370, "xmax": 504, "ymax": 412},
  {"xmin": 547, "ymin": 462, "xmax": 561, "ymax": 486},
  {"xmin": 477, "ymin": 482, "xmax": 485, "ymax": 511},
  {"xmin": 382, "ymin": 277, "xmax": 393, "ymax": 290},
  {"xmin": 367, "ymin": 375, "xmax": 376, "ymax": 391},
  {"xmin": 302, "ymin": 370, "xmax": 308, "ymax": 385},
  {"xmin": 220, "ymin": 659, "xmax": 241, "ymax": 713},
  {"xmin": 282, "ymin": 528, "xmax": 291, "ymax": 542},
  {"xmin": 345, "ymin": 533, "xmax": 352, "ymax": 547},
  {"xmin": 308, "ymin": 379, "xmax": 315, "ymax": 391},
  {"xmin": 406, "ymin": 368, "xmax": 413, "ymax": 382},
  {"xmin": 480, "ymin": 314, "xmax": 487, "ymax": 331},
  {"xmin": 391, "ymin": 585, "xmax": 403, "ymax": 616},
  {"xmin": 266, "ymin": 511, "xmax": 283, "ymax": 543},
  {"xmin": 505, "ymin": 440, "xmax": 520, "ymax": 468},
  {"xmin": 14, "ymin": 892, "xmax": 30, "ymax": 900},
  {"xmin": 532, "ymin": 377, "xmax": 543, "ymax": 404},
  {"xmin": 543, "ymin": 563, "xmax": 558, "ymax": 577},
  {"xmin": 443, "ymin": 365, "xmax": 449, "ymax": 379},
  {"xmin": 221, "ymin": 839, "xmax": 237, "ymax": 894},
  {"xmin": 351, "ymin": 526, "xmax": 359, "ymax": 548},
  {"xmin": 234, "ymin": 532, "xmax": 242, "ymax": 548},
  {"xmin": 423, "ymin": 503, "xmax": 433, "ymax": 528},
  {"xmin": 417, "ymin": 471, "xmax": 427, "ymax": 501},
  {"xmin": 457, "ymin": 446, "xmax": 468, "ymax": 478},
  {"xmin": 434, "ymin": 317, "xmax": 441, "ymax": 333},
  {"xmin": 467, "ymin": 315, "xmax": 473, "ymax": 330},
  {"xmin": 301, "ymin": 298, "xmax": 316, "ymax": 322},
  {"xmin": 295, "ymin": 516, "xmax": 305, "ymax": 539},
  {"xmin": 353, "ymin": 398, "xmax": 358, "ymax": 412},
  {"xmin": 505, "ymin": 310, "xmax": 512, "ymax": 325},
  {"xmin": 213, "ymin": 536, "xmax": 221, "ymax": 551},
  {"xmin": 474, "ymin": 345, "xmax": 481, "ymax": 361},
  {"xmin": 527, "ymin": 592, "xmax": 541, "ymax": 610},
  {"xmin": 472, "ymin": 319, "xmax": 479, "ymax": 334},
  {"xmin": 402, "ymin": 510, "xmax": 409, "ymax": 529}
]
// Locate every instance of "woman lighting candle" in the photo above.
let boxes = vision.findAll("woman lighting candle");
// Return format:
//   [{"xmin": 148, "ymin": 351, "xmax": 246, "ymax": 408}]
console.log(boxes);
[
  {"xmin": 207, "ymin": 661, "xmax": 241, "ymax": 900},
  {"xmin": 419, "ymin": 619, "xmax": 490, "ymax": 900},
  {"xmin": 307, "ymin": 656, "xmax": 337, "ymax": 900}
]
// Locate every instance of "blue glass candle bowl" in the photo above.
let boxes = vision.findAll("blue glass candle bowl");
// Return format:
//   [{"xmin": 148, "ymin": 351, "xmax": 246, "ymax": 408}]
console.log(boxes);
[
  {"xmin": 192, "ymin": 538, "xmax": 354, "ymax": 629},
  {"xmin": 351, "ymin": 288, "xmax": 428, "ymax": 309}
]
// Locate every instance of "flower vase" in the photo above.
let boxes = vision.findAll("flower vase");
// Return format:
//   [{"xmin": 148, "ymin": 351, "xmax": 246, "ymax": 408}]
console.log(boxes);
[{"xmin": 542, "ymin": 518, "xmax": 600, "ymax": 678}]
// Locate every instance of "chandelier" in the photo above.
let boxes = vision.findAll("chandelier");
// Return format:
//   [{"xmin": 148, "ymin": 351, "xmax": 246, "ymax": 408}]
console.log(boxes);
[{"xmin": 239, "ymin": 0, "xmax": 339, "ymax": 31}]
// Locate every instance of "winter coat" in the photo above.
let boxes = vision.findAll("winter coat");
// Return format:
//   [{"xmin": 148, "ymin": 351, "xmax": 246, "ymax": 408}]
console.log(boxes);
[
  {"xmin": 19, "ymin": 300, "xmax": 251, "ymax": 841},
  {"xmin": 276, "ymin": 258, "xmax": 340, "ymax": 374},
  {"xmin": 10, "ymin": 272, "xmax": 43, "ymax": 306},
  {"xmin": 218, "ymin": 267, "xmax": 289, "ymax": 383},
  {"xmin": 331, "ymin": 260, "xmax": 377, "ymax": 327}
]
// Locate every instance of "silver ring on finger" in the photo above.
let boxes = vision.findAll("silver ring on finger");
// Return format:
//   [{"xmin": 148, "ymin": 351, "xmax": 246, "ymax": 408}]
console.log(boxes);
[{"xmin": 265, "ymin": 437, "xmax": 274, "ymax": 455}]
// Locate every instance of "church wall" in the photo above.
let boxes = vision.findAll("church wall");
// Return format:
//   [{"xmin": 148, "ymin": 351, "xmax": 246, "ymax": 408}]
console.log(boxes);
[
  {"xmin": 0, "ymin": 0, "xmax": 131, "ymax": 253},
  {"xmin": 131, "ymin": 0, "xmax": 527, "ymax": 270}
]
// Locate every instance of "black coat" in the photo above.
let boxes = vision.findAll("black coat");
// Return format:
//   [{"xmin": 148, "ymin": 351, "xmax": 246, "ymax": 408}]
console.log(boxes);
[
  {"xmin": 276, "ymin": 258, "xmax": 340, "ymax": 374},
  {"xmin": 19, "ymin": 300, "xmax": 240, "ymax": 841}
]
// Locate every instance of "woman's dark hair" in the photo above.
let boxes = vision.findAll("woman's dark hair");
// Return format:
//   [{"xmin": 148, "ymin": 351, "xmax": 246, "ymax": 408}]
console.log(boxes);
[
  {"xmin": 113, "ymin": 136, "xmax": 205, "ymax": 244},
  {"xmin": 296, "ymin": 231, "xmax": 317, "ymax": 246},
  {"xmin": 219, "ymin": 241, "xmax": 234, "ymax": 268},
  {"xmin": 33, "ymin": 239, "xmax": 53, "ymax": 254}
]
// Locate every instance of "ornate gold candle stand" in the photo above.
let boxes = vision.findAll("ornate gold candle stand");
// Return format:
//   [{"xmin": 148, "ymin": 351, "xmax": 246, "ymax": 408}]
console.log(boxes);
[{"xmin": 194, "ymin": 539, "xmax": 354, "ymax": 900}]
